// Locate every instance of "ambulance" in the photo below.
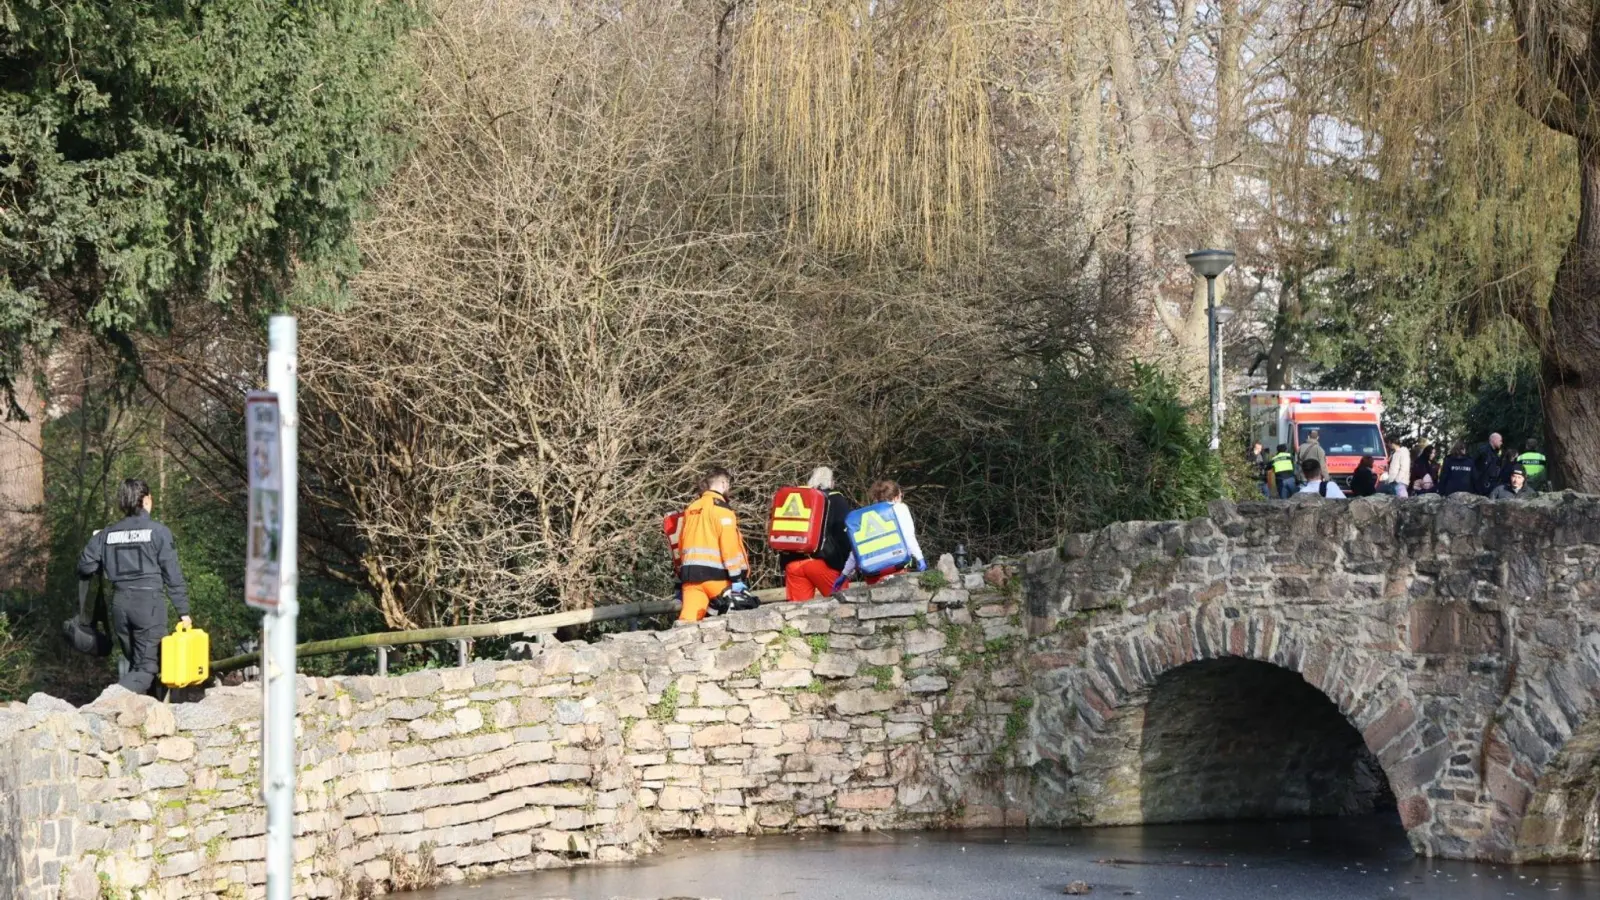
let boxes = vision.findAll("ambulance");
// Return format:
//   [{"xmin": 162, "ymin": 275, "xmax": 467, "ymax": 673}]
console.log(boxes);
[{"xmin": 1249, "ymin": 390, "xmax": 1388, "ymax": 486}]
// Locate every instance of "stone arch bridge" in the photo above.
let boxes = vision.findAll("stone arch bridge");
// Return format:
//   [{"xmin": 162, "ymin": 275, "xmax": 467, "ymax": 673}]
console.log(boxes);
[
  {"xmin": 11, "ymin": 494, "xmax": 1600, "ymax": 899},
  {"xmin": 1018, "ymin": 492, "xmax": 1600, "ymax": 862}
]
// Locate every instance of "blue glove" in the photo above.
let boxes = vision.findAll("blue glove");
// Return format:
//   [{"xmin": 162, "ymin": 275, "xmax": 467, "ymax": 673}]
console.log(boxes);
[
  {"xmin": 729, "ymin": 581, "xmax": 747, "ymax": 594},
  {"xmin": 915, "ymin": 558, "xmax": 927, "ymax": 572},
  {"xmin": 831, "ymin": 574, "xmax": 848, "ymax": 594}
]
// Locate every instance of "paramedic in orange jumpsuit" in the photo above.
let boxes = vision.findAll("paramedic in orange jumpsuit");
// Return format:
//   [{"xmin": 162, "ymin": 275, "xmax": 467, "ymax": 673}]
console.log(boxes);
[
  {"xmin": 781, "ymin": 466, "xmax": 853, "ymax": 601},
  {"xmin": 677, "ymin": 468, "xmax": 750, "ymax": 622}
]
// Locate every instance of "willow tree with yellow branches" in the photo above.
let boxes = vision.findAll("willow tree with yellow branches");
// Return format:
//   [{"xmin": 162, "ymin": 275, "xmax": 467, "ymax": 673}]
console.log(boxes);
[{"xmin": 726, "ymin": 0, "xmax": 997, "ymax": 264}]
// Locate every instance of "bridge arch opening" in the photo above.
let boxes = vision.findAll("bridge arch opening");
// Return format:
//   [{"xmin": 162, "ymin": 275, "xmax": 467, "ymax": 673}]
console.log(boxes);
[{"xmin": 1137, "ymin": 657, "xmax": 1397, "ymax": 823}]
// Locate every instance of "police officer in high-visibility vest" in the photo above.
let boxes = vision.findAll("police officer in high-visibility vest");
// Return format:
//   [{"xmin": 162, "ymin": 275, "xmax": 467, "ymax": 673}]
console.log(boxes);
[
  {"xmin": 1271, "ymin": 444, "xmax": 1298, "ymax": 499},
  {"xmin": 1518, "ymin": 438, "xmax": 1550, "ymax": 490},
  {"xmin": 676, "ymin": 467, "xmax": 750, "ymax": 622},
  {"xmin": 76, "ymin": 478, "xmax": 191, "ymax": 695}
]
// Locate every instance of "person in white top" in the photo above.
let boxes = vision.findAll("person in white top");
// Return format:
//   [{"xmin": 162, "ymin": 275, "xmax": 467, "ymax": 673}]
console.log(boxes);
[
  {"xmin": 837, "ymin": 479, "xmax": 926, "ymax": 585},
  {"xmin": 1296, "ymin": 458, "xmax": 1347, "ymax": 499},
  {"xmin": 1382, "ymin": 437, "xmax": 1411, "ymax": 498}
]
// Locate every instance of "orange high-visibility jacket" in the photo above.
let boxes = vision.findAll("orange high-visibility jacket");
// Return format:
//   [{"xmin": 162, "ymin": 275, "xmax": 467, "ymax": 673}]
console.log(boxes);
[{"xmin": 678, "ymin": 491, "xmax": 749, "ymax": 584}]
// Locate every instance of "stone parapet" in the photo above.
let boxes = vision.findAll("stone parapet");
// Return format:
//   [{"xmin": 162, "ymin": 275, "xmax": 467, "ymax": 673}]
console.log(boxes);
[{"xmin": 1, "ymin": 567, "xmax": 1028, "ymax": 900}]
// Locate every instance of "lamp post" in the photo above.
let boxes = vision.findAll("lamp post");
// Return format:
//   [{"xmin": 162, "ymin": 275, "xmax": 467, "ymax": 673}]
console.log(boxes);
[{"xmin": 1185, "ymin": 248, "xmax": 1236, "ymax": 454}]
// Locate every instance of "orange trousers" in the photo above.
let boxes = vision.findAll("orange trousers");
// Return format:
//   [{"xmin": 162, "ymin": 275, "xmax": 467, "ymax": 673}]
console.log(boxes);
[
  {"xmin": 865, "ymin": 564, "xmax": 906, "ymax": 586},
  {"xmin": 679, "ymin": 579, "xmax": 730, "ymax": 622},
  {"xmin": 785, "ymin": 558, "xmax": 844, "ymax": 601}
]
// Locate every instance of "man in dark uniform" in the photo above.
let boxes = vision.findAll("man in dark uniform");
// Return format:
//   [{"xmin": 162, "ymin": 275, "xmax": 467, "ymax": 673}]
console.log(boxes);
[{"xmin": 77, "ymin": 478, "xmax": 191, "ymax": 694}]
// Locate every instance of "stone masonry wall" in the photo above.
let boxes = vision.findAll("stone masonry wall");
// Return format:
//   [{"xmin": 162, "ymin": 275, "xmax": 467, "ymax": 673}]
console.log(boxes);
[
  {"xmin": 1020, "ymin": 492, "xmax": 1600, "ymax": 863},
  {"xmin": 0, "ymin": 569, "xmax": 1030, "ymax": 900}
]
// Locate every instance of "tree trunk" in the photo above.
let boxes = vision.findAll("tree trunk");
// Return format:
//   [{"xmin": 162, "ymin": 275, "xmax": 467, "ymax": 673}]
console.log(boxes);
[
  {"xmin": 1540, "ymin": 138, "xmax": 1600, "ymax": 492},
  {"xmin": 0, "ymin": 365, "xmax": 46, "ymax": 593},
  {"xmin": 1160, "ymin": 0, "xmax": 1241, "ymax": 401},
  {"xmin": 1100, "ymin": 0, "xmax": 1160, "ymax": 337},
  {"xmin": 1263, "ymin": 270, "xmax": 1300, "ymax": 390}
]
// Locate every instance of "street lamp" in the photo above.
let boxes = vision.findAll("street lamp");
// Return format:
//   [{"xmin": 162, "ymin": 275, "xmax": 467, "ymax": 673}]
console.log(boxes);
[{"xmin": 1185, "ymin": 248, "xmax": 1236, "ymax": 454}]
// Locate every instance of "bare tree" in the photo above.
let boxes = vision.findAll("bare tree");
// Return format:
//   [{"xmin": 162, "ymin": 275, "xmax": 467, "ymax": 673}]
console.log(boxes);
[{"xmin": 292, "ymin": 0, "xmax": 1025, "ymax": 626}]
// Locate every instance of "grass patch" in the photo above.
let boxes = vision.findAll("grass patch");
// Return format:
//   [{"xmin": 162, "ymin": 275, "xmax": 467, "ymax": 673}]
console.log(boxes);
[
  {"xmin": 992, "ymin": 695, "xmax": 1035, "ymax": 767},
  {"xmin": 806, "ymin": 633, "xmax": 829, "ymax": 654},
  {"xmin": 919, "ymin": 570, "xmax": 949, "ymax": 591},
  {"xmin": 1005, "ymin": 696, "xmax": 1034, "ymax": 742},
  {"xmin": 860, "ymin": 664, "xmax": 896, "ymax": 690},
  {"xmin": 984, "ymin": 636, "xmax": 1016, "ymax": 657},
  {"xmin": 649, "ymin": 683, "xmax": 680, "ymax": 722}
]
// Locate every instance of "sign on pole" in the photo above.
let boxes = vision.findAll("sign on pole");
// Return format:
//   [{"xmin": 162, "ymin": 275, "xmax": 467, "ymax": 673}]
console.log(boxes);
[{"xmin": 245, "ymin": 392, "xmax": 283, "ymax": 611}]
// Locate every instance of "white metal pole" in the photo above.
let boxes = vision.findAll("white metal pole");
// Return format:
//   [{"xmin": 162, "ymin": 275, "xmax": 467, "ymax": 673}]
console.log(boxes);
[
  {"xmin": 265, "ymin": 316, "xmax": 299, "ymax": 900},
  {"xmin": 1207, "ymin": 275, "xmax": 1222, "ymax": 453}
]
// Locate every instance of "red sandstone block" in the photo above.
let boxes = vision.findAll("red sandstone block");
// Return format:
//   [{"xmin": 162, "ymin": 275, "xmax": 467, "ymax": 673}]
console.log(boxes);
[
  {"xmin": 1362, "ymin": 698, "xmax": 1416, "ymax": 754},
  {"xmin": 834, "ymin": 788, "xmax": 895, "ymax": 810},
  {"xmin": 1486, "ymin": 764, "xmax": 1532, "ymax": 816},
  {"xmin": 1399, "ymin": 793, "xmax": 1431, "ymax": 829}
]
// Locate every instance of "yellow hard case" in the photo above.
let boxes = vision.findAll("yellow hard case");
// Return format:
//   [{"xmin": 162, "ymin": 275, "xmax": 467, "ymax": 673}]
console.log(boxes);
[{"xmin": 160, "ymin": 621, "xmax": 210, "ymax": 688}]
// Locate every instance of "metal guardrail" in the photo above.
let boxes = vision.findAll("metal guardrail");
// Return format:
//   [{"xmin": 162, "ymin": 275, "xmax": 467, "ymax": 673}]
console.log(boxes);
[{"xmin": 210, "ymin": 587, "xmax": 787, "ymax": 676}]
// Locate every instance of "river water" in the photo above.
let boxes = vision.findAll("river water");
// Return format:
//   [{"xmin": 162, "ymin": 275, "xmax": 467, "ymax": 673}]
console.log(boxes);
[{"xmin": 413, "ymin": 814, "xmax": 1600, "ymax": 900}]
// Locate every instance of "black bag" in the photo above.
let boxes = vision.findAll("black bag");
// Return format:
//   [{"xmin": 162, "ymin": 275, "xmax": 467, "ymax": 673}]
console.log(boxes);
[
  {"xmin": 707, "ymin": 589, "xmax": 762, "ymax": 616},
  {"xmin": 63, "ymin": 578, "xmax": 113, "ymax": 657}
]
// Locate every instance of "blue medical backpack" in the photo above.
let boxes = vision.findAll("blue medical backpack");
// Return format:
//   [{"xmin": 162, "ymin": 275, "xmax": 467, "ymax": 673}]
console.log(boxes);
[{"xmin": 844, "ymin": 502, "xmax": 911, "ymax": 574}]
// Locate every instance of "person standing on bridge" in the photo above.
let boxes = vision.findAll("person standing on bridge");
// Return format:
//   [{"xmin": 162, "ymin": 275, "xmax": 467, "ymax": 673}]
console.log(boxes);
[
  {"xmin": 1517, "ymin": 438, "xmax": 1550, "ymax": 491},
  {"xmin": 1380, "ymin": 436, "xmax": 1410, "ymax": 498},
  {"xmin": 1413, "ymin": 439, "xmax": 1438, "ymax": 485},
  {"xmin": 1270, "ymin": 443, "xmax": 1297, "ymax": 498},
  {"xmin": 1490, "ymin": 465, "xmax": 1539, "ymax": 500},
  {"xmin": 1350, "ymin": 455, "xmax": 1379, "ymax": 497},
  {"xmin": 1473, "ymin": 432, "xmax": 1507, "ymax": 495},
  {"xmin": 1249, "ymin": 441, "xmax": 1272, "ymax": 499},
  {"xmin": 676, "ymin": 467, "xmax": 750, "ymax": 622},
  {"xmin": 1439, "ymin": 442, "xmax": 1477, "ymax": 496},
  {"xmin": 1296, "ymin": 458, "xmax": 1346, "ymax": 498},
  {"xmin": 1297, "ymin": 429, "xmax": 1327, "ymax": 481},
  {"xmin": 781, "ymin": 467, "xmax": 853, "ymax": 602},
  {"xmin": 76, "ymin": 478, "xmax": 191, "ymax": 695}
]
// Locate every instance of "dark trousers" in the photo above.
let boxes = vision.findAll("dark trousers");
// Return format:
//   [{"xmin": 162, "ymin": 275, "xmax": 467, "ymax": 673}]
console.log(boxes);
[
  {"xmin": 112, "ymin": 590, "xmax": 166, "ymax": 695},
  {"xmin": 1277, "ymin": 477, "xmax": 1299, "ymax": 499}
]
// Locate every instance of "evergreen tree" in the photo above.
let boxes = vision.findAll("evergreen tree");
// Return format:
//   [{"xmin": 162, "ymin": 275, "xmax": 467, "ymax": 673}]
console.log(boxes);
[{"xmin": 0, "ymin": 0, "xmax": 415, "ymax": 576}]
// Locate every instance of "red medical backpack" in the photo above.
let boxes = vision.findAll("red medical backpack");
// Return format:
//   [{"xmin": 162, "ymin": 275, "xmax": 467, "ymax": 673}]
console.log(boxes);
[
  {"xmin": 766, "ymin": 486, "xmax": 827, "ymax": 553},
  {"xmin": 663, "ymin": 511, "xmax": 684, "ymax": 571}
]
